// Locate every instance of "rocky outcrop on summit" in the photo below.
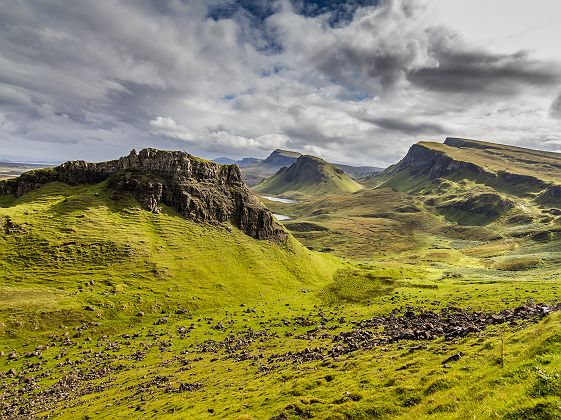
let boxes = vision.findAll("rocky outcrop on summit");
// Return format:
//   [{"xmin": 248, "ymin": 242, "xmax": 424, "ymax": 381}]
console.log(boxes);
[
  {"xmin": 0, "ymin": 149, "xmax": 286, "ymax": 240},
  {"xmin": 391, "ymin": 139, "xmax": 552, "ymax": 192},
  {"xmin": 396, "ymin": 143, "xmax": 493, "ymax": 180}
]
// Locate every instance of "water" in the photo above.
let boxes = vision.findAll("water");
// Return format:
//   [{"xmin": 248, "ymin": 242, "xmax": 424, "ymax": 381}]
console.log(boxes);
[
  {"xmin": 273, "ymin": 214, "xmax": 291, "ymax": 221},
  {"xmin": 261, "ymin": 195, "xmax": 299, "ymax": 204}
]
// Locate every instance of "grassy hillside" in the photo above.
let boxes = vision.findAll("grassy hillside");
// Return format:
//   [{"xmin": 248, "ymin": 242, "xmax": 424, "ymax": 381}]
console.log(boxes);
[
  {"xmin": 372, "ymin": 138, "xmax": 561, "ymax": 195},
  {"xmin": 0, "ymin": 182, "xmax": 339, "ymax": 322},
  {"xmin": 254, "ymin": 155, "xmax": 363, "ymax": 198},
  {"xmin": 2, "ymin": 141, "xmax": 561, "ymax": 418},
  {"xmin": 241, "ymin": 149, "xmax": 380, "ymax": 186}
]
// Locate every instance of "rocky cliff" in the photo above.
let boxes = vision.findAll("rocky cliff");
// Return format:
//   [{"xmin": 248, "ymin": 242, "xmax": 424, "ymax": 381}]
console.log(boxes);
[
  {"xmin": 0, "ymin": 149, "xmax": 286, "ymax": 240},
  {"xmin": 395, "ymin": 143, "xmax": 494, "ymax": 180},
  {"xmin": 392, "ymin": 139, "xmax": 551, "ymax": 192}
]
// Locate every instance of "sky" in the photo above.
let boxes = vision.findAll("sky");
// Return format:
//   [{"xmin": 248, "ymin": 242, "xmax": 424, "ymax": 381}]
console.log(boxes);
[{"xmin": 0, "ymin": 0, "xmax": 561, "ymax": 166}]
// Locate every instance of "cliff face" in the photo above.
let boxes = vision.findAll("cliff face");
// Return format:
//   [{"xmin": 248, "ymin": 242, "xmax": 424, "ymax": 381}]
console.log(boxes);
[
  {"xmin": 396, "ymin": 143, "xmax": 492, "ymax": 180},
  {"xmin": 394, "ymin": 141, "xmax": 550, "ymax": 191},
  {"xmin": 0, "ymin": 149, "xmax": 286, "ymax": 240}
]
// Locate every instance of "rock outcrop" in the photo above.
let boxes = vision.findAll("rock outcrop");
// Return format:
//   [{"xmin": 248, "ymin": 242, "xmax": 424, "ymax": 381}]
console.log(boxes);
[
  {"xmin": 0, "ymin": 149, "xmax": 286, "ymax": 240},
  {"xmin": 393, "ymin": 139, "xmax": 551, "ymax": 192},
  {"xmin": 396, "ymin": 143, "xmax": 494, "ymax": 180}
]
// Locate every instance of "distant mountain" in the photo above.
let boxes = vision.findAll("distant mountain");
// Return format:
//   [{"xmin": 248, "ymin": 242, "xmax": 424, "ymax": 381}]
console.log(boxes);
[
  {"xmin": 368, "ymin": 137, "xmax": 561, "ymax": 225},
  {"xmin": 240, "ymin": 149, "xmax": 302, "ymax": 186},
  {"xmin": 260, "ymin": 149, "xmax": 302, "ymax": 168},
  {"xmin": 253, "ymin": 155, "xmax": 363, "ymax": 197},
  {"xmin": 212, "ymin": 157, "xmax": 237, "ymax": 165},
  {"xmin": 237, "ymin": 149, "xmax": 383, "ymax": 186},
  {"xmin": 212, "ymin": 156, "xmax": 263, "ymax": 167},
  {"xmin": 336, "ymin": 164, "xmax": 383, "ymax": 179},
  {"xmin": 237, "ymin": 157, "xmax": 262, "ymax": 167}
]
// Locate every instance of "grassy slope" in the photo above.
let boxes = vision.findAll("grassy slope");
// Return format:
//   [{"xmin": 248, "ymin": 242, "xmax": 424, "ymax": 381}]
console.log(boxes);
[
  {"xmin": 0, "ymin": 181, "xmax": 340, "ymax": 330},
  {"xmin": 254, "ymin": 156, "xmax": 362, "ymax": 198},
  {"xmin": 1, "ymin": 149, "xmax": 561, "ymax": 418}
]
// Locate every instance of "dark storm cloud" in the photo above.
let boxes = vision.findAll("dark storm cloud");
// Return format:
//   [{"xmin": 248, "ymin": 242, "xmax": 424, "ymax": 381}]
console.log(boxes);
[
  {"xmin": 360, "ymin": 116, "xmax": 447, "ymax": 134},
  {"xmin": 280, "ymin": 6, "xmax": 561, "ymax": 97},
  {"xmin": 408, "ymin": 41, "xmax": 561, "ymax": 95}
]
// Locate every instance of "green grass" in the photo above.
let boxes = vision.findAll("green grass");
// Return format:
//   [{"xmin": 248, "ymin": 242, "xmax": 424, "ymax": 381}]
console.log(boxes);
[
  {"xmin": 1, "ymin": 174, "xmax": 561, "ymax": 418},
  {"xmin": 0, "ymin": 182, "xmax": 341, "ymax": 331}
]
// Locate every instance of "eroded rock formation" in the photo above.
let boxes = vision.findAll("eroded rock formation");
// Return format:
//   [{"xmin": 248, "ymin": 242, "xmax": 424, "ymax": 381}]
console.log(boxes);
[{"xmin": 0, "ymin": 149, "xmax": 286, "ymax": 240}]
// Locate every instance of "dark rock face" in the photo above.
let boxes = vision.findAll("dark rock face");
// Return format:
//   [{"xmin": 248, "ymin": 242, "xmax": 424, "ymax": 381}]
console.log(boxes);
[
  {"xmin": 0, "ymin": 149, "xmax": 286, "ymax": 240},
  {"xmin": 261, "ymin": 149, "xmax": 301, "ymax": 169},
  {"xmin": 397, "ymin": 143, "xmax": 493, "ymax": 180}
]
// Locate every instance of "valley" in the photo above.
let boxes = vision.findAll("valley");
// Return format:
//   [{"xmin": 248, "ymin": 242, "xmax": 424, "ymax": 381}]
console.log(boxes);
[{"xmin": 1, "ymin": 139, "xmax": 561, "ymax": 419}]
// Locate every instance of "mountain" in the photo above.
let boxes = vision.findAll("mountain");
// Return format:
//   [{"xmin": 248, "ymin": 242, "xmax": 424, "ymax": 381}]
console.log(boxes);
[
  {"xmin": 212, "ymin": 156, "xmax": 236, "ymax": 165},
  {"xmin": 363, "ymin": 137, "xmax": 561, "ymax": 226},
  {"xmin": 375, "ymin": 137, "xmax": 561, "ymax": 196},
  {"xmin": 260, "ymin": 148, "xmax": 302, "ymax": 167},
  {"xmin": 336, "ymin": 163, "xmax": 383, "ymax": 179},
  {"xmin": 237, "ymin": 157, "xmax": 262, "ymax": 167},
  {"xmin": 240, "ymin": 149, "xmax": 302, "ymax": 186},
  {"xmin": 0, "ymin": 148, "xmax": 285, "ymax": 240},
  {"xmin": 253, "ymin": 154, "xmax": 363, "ymax": 197},
  {"xmin": 239, "ymin": 149, "xmax": 383, "ymax": 186},
  {"xmin": 212, "ymin": 156, "xmax": 262, "ymax": 167}
]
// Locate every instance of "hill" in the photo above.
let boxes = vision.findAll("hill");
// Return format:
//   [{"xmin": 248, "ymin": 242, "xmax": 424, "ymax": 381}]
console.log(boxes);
[
  {"xmin": 0, "ymin": 150, "xmax": 341, "ymax": 417},
  {"xmin": 240, "ymin": 149, "xmax": 302, "ymax": 186},
  {"xmin": 336, "ymin": 163, "xmax": 383, "ymax": 179},
  {"xmin": 254, "ymin": 154, "xmax": 363, "ymax": 197},
  {"xmin": 358, "ymin": 137, "xmax": 561, "ymax": 225},
  {"xmin": 376, "ymin": 137, "xmax": 561, "ymax": 194},
  {"xmin": 0, "ymin": 148, "xmax": 285, "ymax": 240},
  {"xmin": 2, "ymin": 143, "xmax": 561, "ymax": 419},
  {"xmin": 239, "ymin": 149, "xmax": 383, "ymax": 186}
]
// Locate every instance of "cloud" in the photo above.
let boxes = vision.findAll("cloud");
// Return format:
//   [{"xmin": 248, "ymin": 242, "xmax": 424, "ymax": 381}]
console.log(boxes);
[
  {"xmin": 359, "ymin": 115, "xmax": 447, "ymax": 135},
  {"xmin": 149, "ymin": 116, "xmax": 289, "ymax": 155},
  {"xmin": 408, "ymin": 36, "xmax": 561, "ymax": 95},
  {"xmin": 0, "ymin": 0, "xmax": 560, "ymax": 166},
  {"xmin": 551, "ymin": 93, "xmax": 561, "ymax": 119}
]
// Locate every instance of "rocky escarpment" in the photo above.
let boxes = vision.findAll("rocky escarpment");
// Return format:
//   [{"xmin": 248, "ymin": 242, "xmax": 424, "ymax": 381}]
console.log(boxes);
[
  {"xmin": 396, "ymin": 143, "xmax": 494, "ymax": 180},
  {"xmin": 0, "ymin": 149, "xmax": 286, "ymax": 240},
  {"xmin": 394, "ymin": 140, "xmax": 550, "ymax": 192}
]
